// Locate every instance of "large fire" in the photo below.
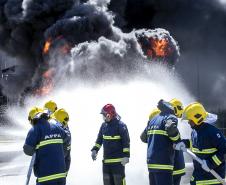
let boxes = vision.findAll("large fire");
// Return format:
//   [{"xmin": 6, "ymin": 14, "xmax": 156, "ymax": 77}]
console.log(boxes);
[
  {"xmin": 150, "ymin": 38, "xmax": 173, "ymax": 57},
  {"xmin": 135, "ymin": 29, "xmax": 180, "ymax": 66},
  {"xmin": 35, "ymin": 68, "xmax": 54, "ymax": 96},
  {"xmin": 138, "ymin": 37, "xmax": 173, "ymax": 59},
  {"xmin": 37, "ymin": 36, "xmax": 72, "ymax": 96}
]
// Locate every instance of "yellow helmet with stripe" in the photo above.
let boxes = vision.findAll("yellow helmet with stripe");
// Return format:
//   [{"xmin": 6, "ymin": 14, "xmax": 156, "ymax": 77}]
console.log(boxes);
[
  {"xmin": 44, "ymin": 100, "xmax": 57, "ymax": 113},
  {"xmin": 28, "ymin": 107, "xmax": 43, "ymax": 122},
  {"xmin": 169, "ymin": 98, "xmax": 184, "ymax": 118},
  {"xmin": 52, "ymin": 108, "xmax": 69, "ymax": 127},
  {"xmin": 182, "ymin": 102, "xmax": 207, "ymax": 125},
  {"xmin": 149, "ymin": 108, "xmax": 161, "ymax": 120}
]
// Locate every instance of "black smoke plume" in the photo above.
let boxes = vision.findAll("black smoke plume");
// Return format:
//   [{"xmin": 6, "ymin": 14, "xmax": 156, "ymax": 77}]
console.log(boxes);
[
  {"xmin": 117, "ymin": 0, "xmax": 226, "ymax": 109},
  {"xmin": 0, "ymin": 0, "xmax": 115, "ymax": 100}
]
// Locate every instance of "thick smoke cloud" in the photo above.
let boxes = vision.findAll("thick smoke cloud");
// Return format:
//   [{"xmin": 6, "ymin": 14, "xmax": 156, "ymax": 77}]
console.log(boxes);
[
  {"xmin": 69, "ymin": 33, "xmax": 145, "ymax": 82},
  {"xmin": 44, "ymin": 4, "xmax": 113, "ymax": 47},
  {"xmin": 0, "ymin": 0, "xmax": 115, "ymax": 100},
  {"xmin": 0, "ymin": 0, "xmax": 79, "ymax": 100},
  {"xmin": 44, "ymin": 27, "xmax": 179, "ymax": 94},
  {"xmin": 4, "ymin": 0, "xmax": 215, "ymax": 111},
  {"xmin": 116, "ymin": 0, "xmax": 226, "ymax": 109}
]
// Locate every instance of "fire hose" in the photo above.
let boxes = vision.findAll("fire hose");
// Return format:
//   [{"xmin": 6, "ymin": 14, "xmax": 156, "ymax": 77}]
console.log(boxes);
[
  {"xmin": 182, "ymin": 148, "xmax": 226, "ymax": 185},
  {"xmin": 25, "ymin": 153, "xmax": 36, "ymax": 185}
]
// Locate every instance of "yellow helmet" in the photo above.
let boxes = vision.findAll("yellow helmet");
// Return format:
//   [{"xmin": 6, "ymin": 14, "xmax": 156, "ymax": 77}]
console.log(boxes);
[
  {"xmin": 182, "ymin": 102, "xmax": 208, "ymax": 125},
  {"xmin": 169, "ymin": 98, "xmax": 184, "ymax": 118},
  {"xmin": 44, "ymin": 100, "xmax": 57, "ymax": 113},
  {"xmin": 149, "ymin": 108, "xmax": 161, "ymax": 120},
  {"xmin": 28, "ymin": 107, "xmax": 43, "ymax": 121},
  {"xmin": 52, "ymin": 108, "xmax": 69, "ymax": 126}
]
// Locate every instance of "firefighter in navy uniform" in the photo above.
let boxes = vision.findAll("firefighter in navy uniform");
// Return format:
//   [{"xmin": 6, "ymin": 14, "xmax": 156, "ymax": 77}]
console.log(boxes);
[
  {"xmin": 141, "ymin": 99, "xmax": 181, "ymax": 185},
  {"xmin": 91, "ymin": 104, "xmax": 130, "ymax": 185},
  {"xmin": 175, "ymin": 102, "xmax": 226, "ymax": 185},
  {"xmin": 23, "ymin": 107, "xmax": 68, "ymax": 185},
  {"xmin": 142, "ymin": 99, "xmax": 186, "ymax": 185},
  {"xmin": 51, "ymin": 108, "xmax": 71, "ymax": 175}
]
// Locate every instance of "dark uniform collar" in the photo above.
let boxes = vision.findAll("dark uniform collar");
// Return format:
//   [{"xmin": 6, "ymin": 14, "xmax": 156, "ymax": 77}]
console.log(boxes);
[
  {"xmin": 107, "ymin": 117, "xmax": 119, "ymax": 124},
  {"xmin": 193, "ymin": 122, "xmax": 206, "ymax": 130}
]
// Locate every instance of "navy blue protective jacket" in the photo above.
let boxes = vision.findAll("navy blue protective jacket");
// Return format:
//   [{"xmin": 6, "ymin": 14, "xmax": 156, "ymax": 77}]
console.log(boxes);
[
  {"xmin": 91, "ymin": 118, "xmax": 130, "ymax": 164},
  {"xmin": 141, "ymin": 121, "xmax": 185, "ymax": 176},
  {"xmin": 145, "ymin": 112, "xmax": 180, "ymax": 172},
  {"xmin": 183, "ymin": 123, "xmax": 225, "ymax": 184},
  {"xmin": 23, "ymin": 117, "xmax": 68, "ymax": 183}
]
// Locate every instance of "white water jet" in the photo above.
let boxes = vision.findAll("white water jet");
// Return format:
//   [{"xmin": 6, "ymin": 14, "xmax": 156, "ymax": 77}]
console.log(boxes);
[{"xmin": 0, "ymin": 67, "xmax": 194, "ymax": 184}]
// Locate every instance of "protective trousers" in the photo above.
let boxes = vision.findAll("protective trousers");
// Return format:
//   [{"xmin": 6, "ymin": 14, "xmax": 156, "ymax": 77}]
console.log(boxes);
[
  {"xmin": 149, "ymin": 172, "xmax": 173, "ymax": 185},
  {"xmin": 36, "ymin": 178, "xmax": 66, "ymax": 185},
  {"xmin": 173, "ymin": 175, "xmax": 181, "ymax": 185},
  {"xmin": 103, "ymin": 164, "xmax": 126, "ymax": 185}
]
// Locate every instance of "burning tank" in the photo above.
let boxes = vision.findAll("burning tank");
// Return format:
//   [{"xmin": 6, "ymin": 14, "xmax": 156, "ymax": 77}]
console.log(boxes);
[{"xmin": 135, "ymin": 28, "xmax": 180, "ymax": 67}]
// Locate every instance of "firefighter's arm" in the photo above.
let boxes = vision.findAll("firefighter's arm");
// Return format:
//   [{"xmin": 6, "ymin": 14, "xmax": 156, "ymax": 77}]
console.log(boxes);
[
  {"xmin": 23, "ymin": 126, "xmax": 39, "ymax": 156},
  {"xmin": 65, "ymin": 152, "xmax": 71, "ymax": 172},
  {"xmin": 119, "ymin": 124, "xmax": 130, "ymax": 158},
  {"xmin": 165, "ymin": 116, "xmax": 180, "ymax": 143},
  {"xmin": 91, "ymin": 124, "xmax": 103, "ymax": 152},
  {"xmin": 181, "ymin": 139, "xmax": 192, "ymax": 149},
  {"xmin": 206, "ymin": 130, "xmax": 226, "ymax": 169},
  {"xmin": 61, "ymin": 127, "xmax": 71, "ymax": 157},
  {"xmin": 140, "ymin": 128, "xmax": 148, "ymax": 143}
]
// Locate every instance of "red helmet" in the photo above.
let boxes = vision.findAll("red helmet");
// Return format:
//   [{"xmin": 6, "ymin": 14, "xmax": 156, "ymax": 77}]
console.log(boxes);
[{"xmin": 101, "ymin": 104, "xmax": 117, "ymax": 118}]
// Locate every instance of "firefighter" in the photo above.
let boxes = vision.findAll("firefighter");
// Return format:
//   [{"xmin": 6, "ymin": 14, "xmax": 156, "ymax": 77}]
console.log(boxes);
[
  {"xmin": 175, "ymin": 102, "xmax": 226, "ymax": 185},
  {"xmin": 141, "ymin": 99, "xmax": 185, "ymax": 185},
  {"xmin": 140, "ymin": 99, "xmax": 181, "ymax": 185},
  {"xmin": 91, "ymin": 104, "xmax": 130, "ymax": 185},
  {"xmin": 23, "ymin": 107, "xmax": 68, "ymax": 185},
  {"xmin": 44, "ymin": 100, "xmax": 58, "ymax": 116},
  {"xmin": 51, "ymin": 108, "xmax": 71, "ymax": 174}
]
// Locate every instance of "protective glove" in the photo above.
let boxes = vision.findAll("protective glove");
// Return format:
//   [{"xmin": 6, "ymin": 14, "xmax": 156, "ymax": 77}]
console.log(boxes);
[
  {"xmin": 174, "ymin": 142, "xmax": 186, "ymax": 151},
  {"xmin": 91, "ymin": 150, "xmax": 97, "ymax": 161},
  {"xmin": 121, "ymin": 157, "xmax": 129, "ymax": 166},
  {"xmin": 201, "ymin": 160, "xmax": 210, "ymax": 172}
]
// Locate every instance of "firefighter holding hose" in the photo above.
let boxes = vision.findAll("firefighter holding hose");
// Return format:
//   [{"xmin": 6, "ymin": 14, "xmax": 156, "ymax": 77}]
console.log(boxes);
[{"xmin": 175, "ymin": 102, "xmax": 226, "ymax": 184}]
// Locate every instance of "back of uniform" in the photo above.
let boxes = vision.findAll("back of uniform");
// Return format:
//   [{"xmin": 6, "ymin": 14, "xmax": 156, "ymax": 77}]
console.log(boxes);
[
  {"xmin": 141, "ymin": 114, "xmax": 185, "ymax": 185},
  {"xmin": 24, "ymin": 117, "xmax": 67, "ymax": 185},
  {"xmin": 147, "ymin": 112, "xmax": 180, "ymax": 185},
  {"xmin": 188, "ymin": 123, "xmax": 225, "ymax": 185},
  {"xmin": 147, "ymin": 114, "xmax": 178, "ymax": 171}
]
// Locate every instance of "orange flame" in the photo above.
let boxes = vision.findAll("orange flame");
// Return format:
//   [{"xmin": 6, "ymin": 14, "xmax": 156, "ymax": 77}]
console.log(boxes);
[
  {"xmin": 150, "ymin": 38, "xmax": 172, "ymax": 57},
  {"xmin": 43, "ymin": 38, "xmax": 52, "ymax": 54},
  {"xmin": 35, "ymin": 68, "xmax": 54, "ymax": 96}
]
